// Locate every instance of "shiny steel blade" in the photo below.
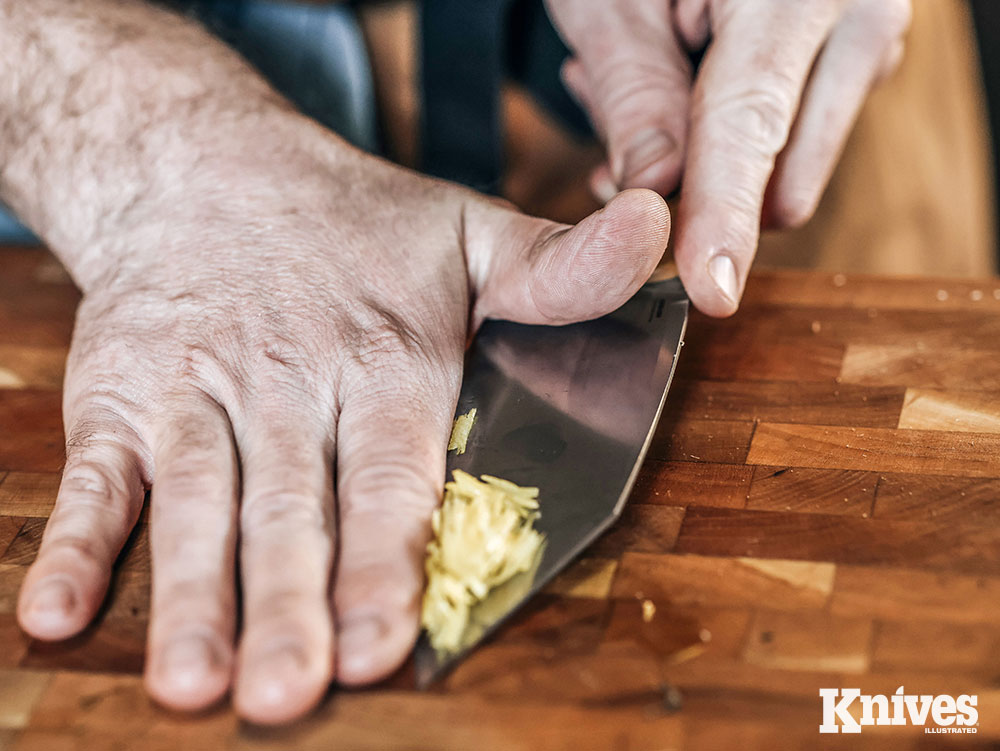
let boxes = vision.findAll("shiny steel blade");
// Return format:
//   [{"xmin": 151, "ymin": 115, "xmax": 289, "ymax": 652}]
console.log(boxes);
[{"xmin": 414, "ymin": 276, "xmax": 688, "ymax": 688}]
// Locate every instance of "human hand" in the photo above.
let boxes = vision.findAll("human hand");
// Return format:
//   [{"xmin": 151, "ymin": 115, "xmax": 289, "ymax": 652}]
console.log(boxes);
[
  {"xmin": 14, "ymin": 119, "xmax": 670, "ymax": 724},
  {"xmin": 546, "ymin": 0, "xmax": 911, "ymax": 315}
]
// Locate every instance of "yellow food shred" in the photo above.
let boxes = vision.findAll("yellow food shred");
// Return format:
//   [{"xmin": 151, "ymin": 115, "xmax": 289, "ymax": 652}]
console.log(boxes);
[
  {"xmin": 641, "ymin": 599, "xmax": 656, "ymax": 623},
  {"xmin": 447, "ymin": 408, "xmax": 477, "ymax": 454},
  {"xmin": 421, "ymin": 469, "xmax": 544, "ymax": 654}
]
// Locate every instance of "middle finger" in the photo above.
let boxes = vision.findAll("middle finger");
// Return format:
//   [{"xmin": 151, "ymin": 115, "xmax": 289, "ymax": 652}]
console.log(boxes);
[{"xmin": 232, "ymin": 398, "xmax": 336, "ymax": 725}]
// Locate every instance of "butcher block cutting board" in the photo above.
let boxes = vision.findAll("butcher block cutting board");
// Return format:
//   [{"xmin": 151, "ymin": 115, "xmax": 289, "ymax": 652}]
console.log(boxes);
[{"xmin": 2, "ymin": 245, "xmax": 1000, "ymax": 750}]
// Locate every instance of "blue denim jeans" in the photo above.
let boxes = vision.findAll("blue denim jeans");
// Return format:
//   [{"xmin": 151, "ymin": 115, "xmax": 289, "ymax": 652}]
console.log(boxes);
[{"xmin": 0, "ymin": 1, "xmax": 376, "ymax": 243}]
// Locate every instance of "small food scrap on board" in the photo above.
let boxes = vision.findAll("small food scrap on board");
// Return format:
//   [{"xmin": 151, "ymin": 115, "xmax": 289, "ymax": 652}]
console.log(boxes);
[{"xmin": 447, "ymin": 408, "xmax": 477, "ymax": 454}]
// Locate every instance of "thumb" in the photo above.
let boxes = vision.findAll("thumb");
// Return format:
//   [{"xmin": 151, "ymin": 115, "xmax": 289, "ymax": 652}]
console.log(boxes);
[
  {"xmin": 554, "ymin": 12, "xmax": 692, "ymax": 195},
  {"xmin": 469, "ymin": 189, "xmax": 670, "ymax": 327}
]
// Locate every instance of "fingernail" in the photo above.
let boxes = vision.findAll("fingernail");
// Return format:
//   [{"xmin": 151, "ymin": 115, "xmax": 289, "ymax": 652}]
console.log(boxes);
[
  {"xmin": 161, "ymin": 636, "xmax": 215, "ymax": 692},
  {"xmin": 27, "ymin": 579, "xmax": 75, "ymax": 619},
  {"xmin": 249, "ymin": 645, "xmax": 307, "ymax": 708},
  {"xmin": 592, "ymin": 173, "xmax": 618, "ymax": 204},
  {"xmin": 339, "ymin": 615, "xmax": 386, "ymax": 654},
  {"xmin": 621, "ymin": 128, "xmax": 677, "ymax": 186},
  {"xmin": 707, "ymin": 253, "xmax": 740, "ymax": 307}
]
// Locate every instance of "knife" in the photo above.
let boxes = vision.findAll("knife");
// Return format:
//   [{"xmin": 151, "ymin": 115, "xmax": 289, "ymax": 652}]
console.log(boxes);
[{"xmin": 413, "ymin": 274, "xmax": 689, "ymax": 688}]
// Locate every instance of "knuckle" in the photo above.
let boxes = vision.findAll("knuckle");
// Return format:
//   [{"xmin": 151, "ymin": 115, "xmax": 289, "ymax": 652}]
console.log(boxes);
[
  {"xmin": 152, "ymin": 577, "xmax": 233, "ymax": 628},
  {"xmin": 240, "ymin": 490, "xmax": 329, "ymax": 536},
  {"xmin": 246, "ymin": 589, "xmax": 330, "ymax": 639},
  {"xmin": 59, "ymin": 460, "xmax": 134, "ymax": 514},
  {"xmin": 593, "ymin": 57, "xmax": 690, "ymax": 118},
  {"xmin": 701, "ymin": 80, "xmax": 797, "ymax": 157},
  {"xmin": 352, "ymin": 309, "xmax": 422, "ymax": 365},
  {"xmin": 338, "ymin": 458, "xmax": 439, "ymax": 517},
  {"xmin": 42, "ymin": 532, "xmax": 110, "ymax": 570}
]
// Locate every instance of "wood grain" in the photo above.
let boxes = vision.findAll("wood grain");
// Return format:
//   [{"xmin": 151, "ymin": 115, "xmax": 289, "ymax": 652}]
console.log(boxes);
[
  {"xmin": 2, "ymin": 245, "xmax": 1000, "ymax": 747},
  {"xmin": 897, "ymin": 387, "xmax": 1000, "ymax": 432},
  {"xmin": 746, "ymin": 423, "xmax": 1000, "ymax": 477}
]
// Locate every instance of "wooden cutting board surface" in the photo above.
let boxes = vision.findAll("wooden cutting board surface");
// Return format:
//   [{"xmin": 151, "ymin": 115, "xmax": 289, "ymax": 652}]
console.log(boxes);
[{"xmin": 2, "ymin": 245, "xmax": 1000, "ymax": 750}]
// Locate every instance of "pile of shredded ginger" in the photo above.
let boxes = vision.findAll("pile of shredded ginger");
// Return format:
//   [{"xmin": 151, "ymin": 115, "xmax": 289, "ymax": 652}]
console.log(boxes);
[{"xmin": 421, "ymin": 469, "xmax": 544, "ymax": 654}]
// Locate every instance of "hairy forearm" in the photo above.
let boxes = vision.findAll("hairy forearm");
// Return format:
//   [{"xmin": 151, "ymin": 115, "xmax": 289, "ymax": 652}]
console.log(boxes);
[{"xmin": 0, "ymin": 0, "xmax": 339, "ymax": 290}]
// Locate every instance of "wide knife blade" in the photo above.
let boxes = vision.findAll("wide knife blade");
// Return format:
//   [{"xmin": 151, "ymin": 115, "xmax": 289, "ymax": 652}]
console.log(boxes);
[{"xmin": 413, "ymin": 275, "xmax": 689, "ymax": 687}]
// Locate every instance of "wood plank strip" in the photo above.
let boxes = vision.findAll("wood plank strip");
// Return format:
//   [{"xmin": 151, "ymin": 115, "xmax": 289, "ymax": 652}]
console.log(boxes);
[
  {"xmin": 0, "ymin": 475, "xmax": 59, "ymax": 518},
  {"xmin": 872, "ymin": 620, "xmax": 1000, "ymax": 671},
  {"xmin": 678, "ymin": 328, "xmax": 845, "ymax": 382},
  {"xmin": 898, "ymin": 388, "xmax": 1000, "ymax": 432},
  {"xmin": 741, "ymin": 610, "xmax": 872, "ymax": 674},
  {"xmin": 611, "ymin": 552, "xmax": 835, "ymax": 611},
  {"xmin": 741, "ymin": 270, "xmax": 1000, "ymax": 312},
  {"xmin": 22, "ymin": 672, "xmax": 687, "ymax": 751},
  {"xmin": 874, "ymin": 474, "xmax": 1000, "ymax": 523},
  {"xmin": 631, "ymin": 461, "xmax": 751, "ymax": 509},
  {"xmin": 841, "ymin": 344, "xmax": 1000, "ymax": 389},
  {"xmin": 647, "ymin": 418, "xmax": 756, "ymax": 464},
  {"xmin": 746, "ymin": 422, "xmax": 1000, "ymax": 478},
  {"xmin": 747, "ymin": 466, "xmax": 876, "ymax": 516},
  {"xmin": 671, "ymin": 379, "xmax": 906, "ymax": 428},
  {"xmin": 831, "ymin": 565, "xmax": 1000, "ymax": 624},
  {"xmin": 673, "ymin": 506, "xmax": 1000, "ymax": 574}
]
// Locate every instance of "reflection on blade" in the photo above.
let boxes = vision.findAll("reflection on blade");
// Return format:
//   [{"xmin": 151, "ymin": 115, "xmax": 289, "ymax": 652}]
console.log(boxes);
[{"xmin": 414, "ymin": 277, "xmax": 688, "ymax": 688}]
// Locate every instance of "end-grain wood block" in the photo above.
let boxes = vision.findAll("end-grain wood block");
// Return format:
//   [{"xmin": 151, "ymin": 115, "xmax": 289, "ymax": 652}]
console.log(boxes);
[
  {"xmin": 742, "ymin": 610, "xmax": 872, "ymax": 674},
  {"xmin": 831, "ymin": 565, "xmax": 1000, "ymax": 624},
  {"xmin": 0, "ymin": 474, "xmax": 60, "ymax": 518},
  {"xmin": 21, "ymin": 616, "xmax": 146, "ymax": 674},
  {"xmin": 841, "ymin": 344, "xmax": 1000, "ymax": 390},
  {"xmin": 612, "ymin": 552, "xmax": 835, "ymax": 611},
  {"xmin": 499, "ymin": 595, "xmax": 610, "ymax": 652},
  {"xmin": 0, "ymin": 392, "xmax": 63, "ymax": 473},
  {"xmin": 747, "ymin": 423, "xmax": 1000, "ymax": 478},
  {"xmin": 0, "ymin": 347, "xmax": 65, "ymax": 391},
  {"xmin": 872, "ymin": 620, "xmax": 1000, "ymax": 672},
  {"xmin": 0, "ymin": 564, "xmax": 25, "ymax": 614},
  {"xmin": 0, "ymin": 615, "xmax": 31, "ymax": 669},
  {"xmin": 543, "ymin": 557, "xmax": 618, "ymax": 599},
  {"xmin": 604, "ymin": 600, "xmax": 752, "ymax": 662},
  {"xmin": 588, "ymin": 505, "xmax": 684, "ymax": 556},
  {"xmin": 747, "ymin": 466, "xmax": 876, "ymax": 516},
  {"xmin": 632, "ymin": 460, "xmax": 751, "ymax": 509},
  {"xmin": 1, "ymin": 519, "xmax": 45, "ymax": 567},
  {"xmin": 0, "ymin": 517, "xmax": 25, "ymax": 561},
  {"xmin": 897, "ymin": 388, "xmax": 1000, "ymax": 433},
  {"xmin": 0, "ymin": 670, "xmax": 52, "ymax": 731},
  {"xmin": 648, "ymin": 417, "xmax": 756, "ymax": 464},
  {"xmin": 671, "ymin": 379, "xmax": 905, "ymax": 428},
  {"xmin": 874, "ymin": 474, "xmax": 1000, "ymax": 522}
]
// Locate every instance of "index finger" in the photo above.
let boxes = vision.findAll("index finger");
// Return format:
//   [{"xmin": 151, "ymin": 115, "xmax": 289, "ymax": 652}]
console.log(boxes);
[{"xmin": 674, "ymin": 1, "xmax": 845, "ymax": 316}]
